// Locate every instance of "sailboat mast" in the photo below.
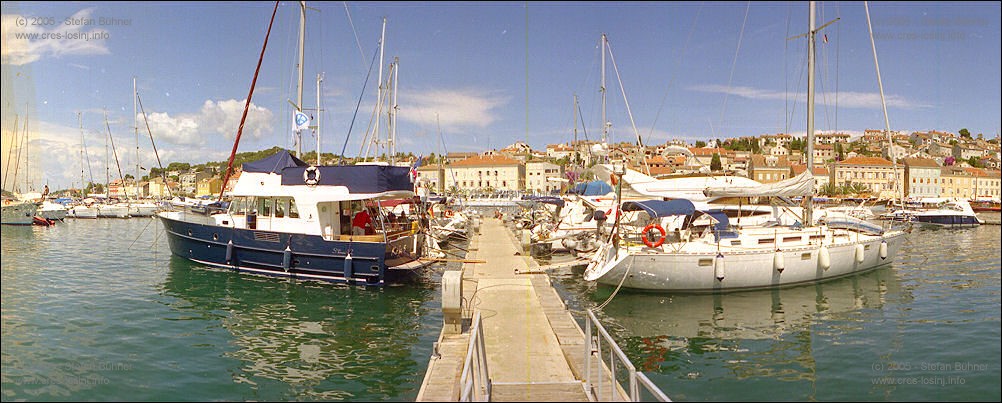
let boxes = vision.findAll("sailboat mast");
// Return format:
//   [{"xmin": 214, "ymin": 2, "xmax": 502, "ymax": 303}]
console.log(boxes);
[
  {"xmin": 375, "ymin": 17, "xmax": 387, "ymax": 160},
  {"xmin": 864, "ymin": 1, "xmax": 900, "ymax": 205},
  {"xmin": 105, "ymin": 111, "xmax": 110, "ymax": 199},
  {"xmin": 805, "ymin": 1, "xmax": 817, "ymax": 226},
  {"xmin": 316, "ymin": 73, "xmax": 323, "ymax": 166},
  {"xmin": 600, "ymin": 34, "xmax": 608, "ymax": 145},
  {"xmin": 391, "ymin": 57, "xmax": 399, "ymax": 165},
  {"xmin": 296, "ymin": 1, "xmax": 306, "ymax": 158},
  {"xmin": 79, "ymin": 113, "xmax": 84, "ymax": 196},
  {"xmin": 134, "ymin": 77, "xmax": 139, "ymax": 196}
]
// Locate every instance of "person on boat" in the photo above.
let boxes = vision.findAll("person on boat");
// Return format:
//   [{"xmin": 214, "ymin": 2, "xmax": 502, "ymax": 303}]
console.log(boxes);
[{"xmin": 352, "ymin": 208, "xmax": 373, "ymax": 235}]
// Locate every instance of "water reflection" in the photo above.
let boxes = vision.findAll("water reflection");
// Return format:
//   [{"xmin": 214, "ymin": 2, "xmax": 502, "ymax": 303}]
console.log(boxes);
[{"xmin": 161, "ymin": 257, "xmax": 436, "ymax": 400}]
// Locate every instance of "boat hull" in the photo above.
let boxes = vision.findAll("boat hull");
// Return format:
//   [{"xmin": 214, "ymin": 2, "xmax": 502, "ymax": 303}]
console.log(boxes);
[
  {"xmin": 158, "ymin": 212, "xmax": 430, "ymax": 286},
  {"xmin": 1, "ymin": 202, "xmax": 38, "ymax": 225},
  {"xmin": 589, "ymin": 232, "xmax": 905, "ymax": 293}
]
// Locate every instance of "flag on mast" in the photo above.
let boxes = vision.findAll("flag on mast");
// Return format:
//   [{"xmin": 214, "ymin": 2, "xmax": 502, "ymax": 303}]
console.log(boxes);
[{"xmin": 293, "ymin": 110, "xmax": 310, "ymax": 132}]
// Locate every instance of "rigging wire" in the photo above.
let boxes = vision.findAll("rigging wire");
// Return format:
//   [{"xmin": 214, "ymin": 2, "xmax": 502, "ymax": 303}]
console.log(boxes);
[
  {"xmin": 718, "ymin": 1, "xmax": 751, "ymax": 138},
  {"xmin": 645, "ymin": 3, "xmax": 703, "ymax": 147},
  {"xmin": 339, "ymin": 44, "xmax": 380, "ymax": 164}
]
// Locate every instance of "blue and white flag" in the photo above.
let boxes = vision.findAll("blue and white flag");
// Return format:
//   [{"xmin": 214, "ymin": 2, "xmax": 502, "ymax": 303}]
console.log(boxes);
[{"xmin": 293, "ymin": 110, "xmax": 310, "ymax": 132}]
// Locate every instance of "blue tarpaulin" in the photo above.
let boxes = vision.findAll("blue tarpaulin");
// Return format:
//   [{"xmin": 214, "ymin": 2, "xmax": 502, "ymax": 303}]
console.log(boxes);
[
  {"xmin": 569, "ymin": 181, "xmax": 613, "ymax": 196},
  {"xmin": 281, "ymin": 165, "xmax": 412, "ymax": 193},
  {"xmin": 242, "ymin": 150, "xmax": 308, "ymax": 174}
]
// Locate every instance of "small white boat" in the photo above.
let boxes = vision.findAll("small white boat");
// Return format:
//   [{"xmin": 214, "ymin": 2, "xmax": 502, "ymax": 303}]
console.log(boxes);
[
  {"xmin": 38, "ymin": 201, "xmax": 68, "ymax": 221},
  {"xmin": 96, "ymin": 203, "xmax": 130, "ymax": 218}
]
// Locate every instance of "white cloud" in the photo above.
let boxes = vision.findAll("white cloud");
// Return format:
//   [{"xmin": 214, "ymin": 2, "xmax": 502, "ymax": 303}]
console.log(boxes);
[
  {"xmin": 139, "ymin": 99, "xmax": 273, "ymax": 146},
  {"xmin": 688, "ymin": 84, "xmax": 931, "ymax": 110},
  {"xmin": 2, "ymin": 9, "xmax": 111, "ymax": 65},
  {"xmin": 0, "ymin": 118, "xmax": 239, "ymax": 191},
  {"xmin": 398, "ymin": 88, "xmax": 508, "ymax": 131}
]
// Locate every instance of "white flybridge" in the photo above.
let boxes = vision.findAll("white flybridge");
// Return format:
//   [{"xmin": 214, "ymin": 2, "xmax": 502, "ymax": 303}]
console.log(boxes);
[{"xmin": 583, "ymin": 1, "xmax": 908, "ymax": 292}]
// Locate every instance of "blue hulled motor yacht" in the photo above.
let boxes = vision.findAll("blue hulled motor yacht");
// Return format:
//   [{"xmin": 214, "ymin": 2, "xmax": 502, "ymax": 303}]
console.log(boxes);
[{"xmin": 158, "ymin": 151, "xmax": 433, "ymax": 286}]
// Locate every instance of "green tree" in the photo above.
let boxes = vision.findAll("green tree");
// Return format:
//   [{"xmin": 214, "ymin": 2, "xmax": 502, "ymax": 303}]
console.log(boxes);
[
  {"xmin": 835, "ymin": 142, "xmax": 845, "ymax": 161},
  {"xmin": 959, "ymin": 128, "xmax": 971, "ymax": 138},
  {"xmin": 695, "ymin": 140, "xmax": 707, "ymax": 148},
  {"xmin": 968, "ymin": 156, "xmax": 982, "ymax": 168},
  {"xmin": 710, "ymin": 153, "xmax": 722, "ymax": 171}
]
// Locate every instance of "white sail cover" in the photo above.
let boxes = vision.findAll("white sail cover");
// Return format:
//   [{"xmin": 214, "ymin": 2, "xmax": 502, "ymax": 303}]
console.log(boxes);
[{"xmin": 703, "ymin": 169, "xmax": 815, "ymax": 198}]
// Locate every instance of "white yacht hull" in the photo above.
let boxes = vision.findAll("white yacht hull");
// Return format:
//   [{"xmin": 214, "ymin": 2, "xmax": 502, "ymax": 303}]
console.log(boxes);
[
  {"xmin": 96, "ymin": 204, "xmax": 130, "ymax": 218},
  {"xmin": 586, "ymin": 230, "xmax": 906, "ymax": 292}
]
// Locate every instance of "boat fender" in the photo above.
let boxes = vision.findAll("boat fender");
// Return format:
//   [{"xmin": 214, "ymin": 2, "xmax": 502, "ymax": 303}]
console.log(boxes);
[
  {"xmin": 879, "ymin": 240, "xmax": 888, "ymax": 260},
  {"xmin": 283, "ymin": 246, "xmax": 292, "ymax": 271},
  {"xmin": 303, "ymin": 166, "xmax": 320, "ymax": 186},
  {"xmin": 818, "ymin": 245, "xmax": 831, "ymax": 271},
  {"xmin": 714, "ymin": 253, "xmax": 725, "ymax": 281},
  {"xmin": 641, "ymin": 223, "xmax": 667, "ymax": 248},
  {"xmin": 855, "ymin": 243, "xmax": 865, "ymax": 264},
  {"xmin": 774, "ymin": 249, "xmax": 785, "ymax": 273},
  {"xmin": 343, "ymin": 252, "xmax": 354, "ymax": 280},
  {"xmin": 226, "ymin": 240, "xmax": 234, "ymax": 264}
]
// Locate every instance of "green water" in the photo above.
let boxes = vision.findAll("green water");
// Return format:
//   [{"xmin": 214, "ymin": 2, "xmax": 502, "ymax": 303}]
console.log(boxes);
[
  {"xmin": 547, "ymin": 214, "xmax": 1002, "ymax": 401},
  {"xmin": 2, "ymin": 216, "xmax": 1000, "ymax": 401},
  {"xmin": 2, "ymin": 218, "xmax": 447, "ymax": 401}
]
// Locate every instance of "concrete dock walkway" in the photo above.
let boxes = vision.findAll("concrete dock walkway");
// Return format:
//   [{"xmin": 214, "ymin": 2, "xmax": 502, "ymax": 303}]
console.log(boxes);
[{"xmin": 417, "ymin": 218, "xmax": 611, "ymax": 401}]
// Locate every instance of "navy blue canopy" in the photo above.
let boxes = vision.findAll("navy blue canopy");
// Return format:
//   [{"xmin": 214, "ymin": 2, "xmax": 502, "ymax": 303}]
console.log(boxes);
[
  {"xmin": 522, "ymin": 195, "xmax": 566, "ymax": 208},
  {"xmin": 569, "ymin": 181, "xmax": 613, "ymax": 196},
  {"xmin": 281, "ymin": 165, "xmax": 412, "ymax": 193},
  {"xmin": 242, "ymin": 150, "xmax": 308, "ymax": 174},
  {"xmin": 621, "ymin": 200, "xmax": 696, "ymax": 218}
]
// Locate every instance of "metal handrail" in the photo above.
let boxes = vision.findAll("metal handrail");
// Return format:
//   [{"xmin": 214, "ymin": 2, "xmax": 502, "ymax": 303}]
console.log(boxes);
[
  {"xmin": 585, "ymin": 309, "xmax": 671, "ymax": 402},
  {"xmin": 459, "ymin": 311, "xmax": 491, "ymax": 401}
]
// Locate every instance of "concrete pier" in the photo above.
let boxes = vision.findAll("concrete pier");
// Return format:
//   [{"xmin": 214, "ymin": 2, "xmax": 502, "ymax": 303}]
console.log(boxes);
[{"xmin": 417, "ymin": 218, "xmax": 624, "ymax": 401}]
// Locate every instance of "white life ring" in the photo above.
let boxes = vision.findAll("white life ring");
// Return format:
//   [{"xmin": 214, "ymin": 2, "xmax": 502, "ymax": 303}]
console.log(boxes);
[{"xmin": 304, "ymin": 166, "xmax": 321, "ymax": 186}]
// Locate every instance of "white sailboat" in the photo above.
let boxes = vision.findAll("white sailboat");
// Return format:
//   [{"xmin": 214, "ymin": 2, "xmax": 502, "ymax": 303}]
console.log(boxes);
[{"xmin": 583, "ymin": 2, "xmax": 908, "ymax": 292}]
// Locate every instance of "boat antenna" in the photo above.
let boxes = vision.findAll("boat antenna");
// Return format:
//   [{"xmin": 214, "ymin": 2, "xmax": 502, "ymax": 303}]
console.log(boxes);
[{"xmin": 218, "ymin": 1, "xmax": 281, "ymax": 202}]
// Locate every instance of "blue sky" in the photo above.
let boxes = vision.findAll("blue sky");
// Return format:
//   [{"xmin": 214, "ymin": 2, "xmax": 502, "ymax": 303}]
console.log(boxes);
[{"xmin": 2, "ymin": 1, "xmax": 1000, "ymax": 191}]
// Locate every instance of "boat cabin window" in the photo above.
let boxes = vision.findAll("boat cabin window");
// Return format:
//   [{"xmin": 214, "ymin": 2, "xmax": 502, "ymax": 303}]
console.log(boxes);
[
  {"xmin": 260, "ymin": 198, "xmax": 273, "ymax": 217},
  {"xmin": 275, "ymin": 199, "xmax": 286, "ymax": 218},
  {"xmin": 229, "ymin": 196, "xmax": 256, "ymax": 215},
  {"xmin": 288, "ymin": 199, "xmax": 299, "ymax": 218}
]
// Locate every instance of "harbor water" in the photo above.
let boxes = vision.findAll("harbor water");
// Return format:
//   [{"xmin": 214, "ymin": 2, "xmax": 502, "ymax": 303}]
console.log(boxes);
[{"xmin": 2, "ymin": 215, "xmax": 1000, "ymax": 401}]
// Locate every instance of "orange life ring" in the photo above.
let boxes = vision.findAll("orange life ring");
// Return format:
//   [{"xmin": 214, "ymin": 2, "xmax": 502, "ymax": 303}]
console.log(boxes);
[
  {"xmin": 641, "ymin": 223, "xmax": 666, "ymax": 248},
  {"xmin": 444, "ymin": 210, "xmax": 454, "ymax": 218}
]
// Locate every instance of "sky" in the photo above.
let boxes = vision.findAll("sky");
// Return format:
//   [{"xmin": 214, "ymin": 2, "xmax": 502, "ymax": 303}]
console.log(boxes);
[{"xmin": 2, "ymin": 1, "xmax": 1000, "ymax": 191}]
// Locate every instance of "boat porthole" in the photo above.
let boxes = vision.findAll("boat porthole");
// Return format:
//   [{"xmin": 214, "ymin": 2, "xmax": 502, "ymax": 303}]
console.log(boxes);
[
  {"xmin": 293, "ymin": 259, "xmax": 300, "ymax": 266},
  {"xmin": 187, "ymin": 229, "xmax": 193, "ymax": 236},
  {"xmin": 212, "ymin": 233, "xmax": 219, "ymax": 241},
  {"xmin": 371, "ymin": 265, "xmax": 379, "ymax": 273}
]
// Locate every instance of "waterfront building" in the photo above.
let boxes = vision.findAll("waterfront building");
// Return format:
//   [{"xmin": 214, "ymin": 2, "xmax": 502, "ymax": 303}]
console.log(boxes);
[
  {"xmin": 525, "ymin": 161, "xmax": 564, "ymax": 194},
  {"xmin": 815, "ymin": 132, "xmax": 851, "ymax": 145},
  {"xmin": 444, "ymin": 155, "xmax": 523, "ymax": 192},
  {"xmin": 830, "ymin": 156, "xmax": 904, "ymax": 199},
  {"xmin": 195, "ymin": 177, "xmax": 223, "ymax": 197},
  {"xmin": 902, "ymin": 157, "xmax": 942, "ymax": 199},
  {"xmin": 747, "ymin": 155, "xmax": 792, "ymax": 184}
]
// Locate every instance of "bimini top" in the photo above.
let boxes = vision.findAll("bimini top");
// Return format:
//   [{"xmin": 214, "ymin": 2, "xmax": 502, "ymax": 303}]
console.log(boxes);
[
  {"xmin": 621, "ymin": 199, "xmax": 696, "ymax": 218},
  {"xmin": 242, "ymin": 150, "xmax": 308, "ymax": 174}
]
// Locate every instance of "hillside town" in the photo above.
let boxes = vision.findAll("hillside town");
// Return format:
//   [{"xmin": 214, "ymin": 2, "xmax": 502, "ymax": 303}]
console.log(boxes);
[{"xmin": 84, "ymin": 128, "xmax": 1001, "ymax": 204}]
